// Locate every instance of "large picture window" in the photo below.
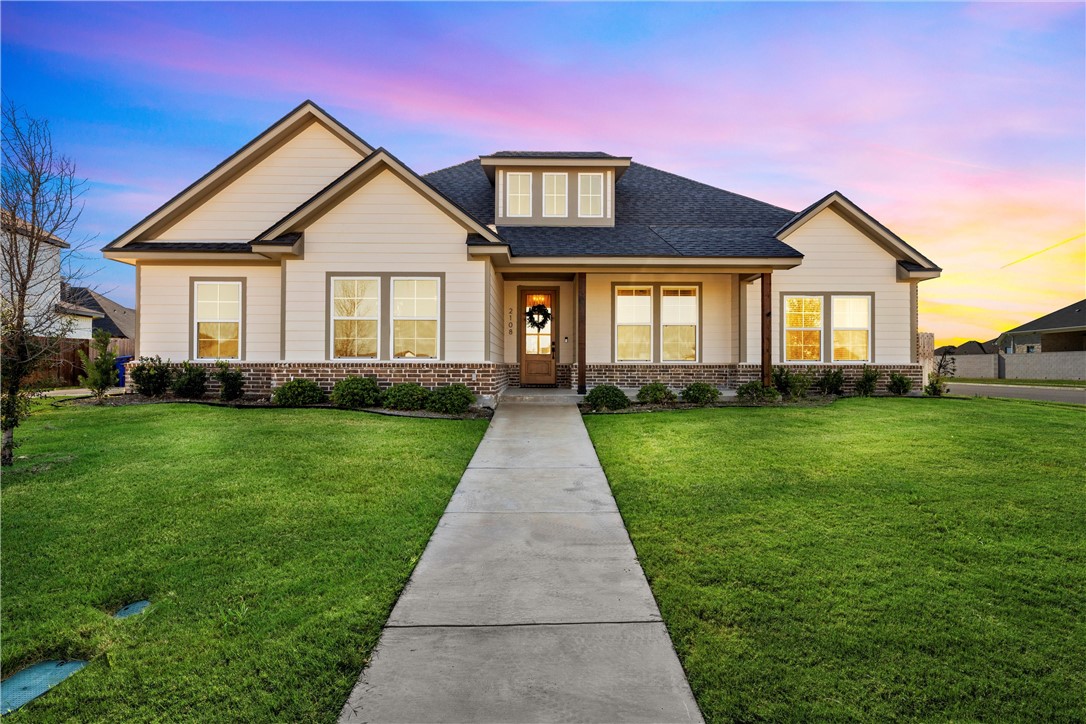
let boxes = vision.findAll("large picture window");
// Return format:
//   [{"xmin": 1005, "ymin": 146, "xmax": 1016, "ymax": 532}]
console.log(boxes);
[
  {"xmin": 194, "ymin": 281, "xmax": 241, "ymax": 360},
  {"xmin": 392, "ymin": 278, "xmax": 439, "ymax": 359},
  {"xmin": 542, "ymin": 173, "xmax": 567, "ymax": 217},
  {"xmin": 578, "ymin": 173, "xmax": 603, "ymax": 218},
  {"xmin": 506, "ymin": 173, "xmax": 531, "ymax": 217},
  {"xmin": 832, "ymin": 296, "xmax": 871, "ymax": 361},
  {"xmin": 615, "ymin": 287, "xmax": 652, "ymax": 362},
  {"xmin": 331, "ymin": 277, "xmax": 379, "ymax": 358},
  {"xmin": 662, "ymin": 287, "xmax": 698, "ymax": 361},
  {"xmin": 784, "ymin": 296, "xmax": 823, "ymax": 362}
]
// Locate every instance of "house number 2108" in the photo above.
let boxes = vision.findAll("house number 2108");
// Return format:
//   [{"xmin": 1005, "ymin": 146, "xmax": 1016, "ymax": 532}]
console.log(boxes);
[{"xmin": 508, "ymin": 307, "xmax": 515, "ymax": 335}]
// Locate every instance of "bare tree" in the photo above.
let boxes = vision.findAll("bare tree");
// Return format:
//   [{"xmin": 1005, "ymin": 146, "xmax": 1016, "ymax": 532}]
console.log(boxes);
[{"xmin": 1, "ymin": 98, "xmax": 92, "ymax": 465}]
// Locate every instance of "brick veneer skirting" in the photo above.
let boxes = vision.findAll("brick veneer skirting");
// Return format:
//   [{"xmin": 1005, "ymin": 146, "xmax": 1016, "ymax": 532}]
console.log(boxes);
[
  {"xmin": 573, "ymin": 364, "xmax": 736, "ymax": 390},
  {"xmin": 734, "ymin": 363, "xmax": 923, "ymax": 394}
]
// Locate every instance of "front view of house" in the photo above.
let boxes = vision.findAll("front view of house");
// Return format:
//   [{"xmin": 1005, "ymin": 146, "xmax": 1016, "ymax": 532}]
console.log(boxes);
[{"xmin": 103, "ymin": 101, "xmax": 941, "ymax": 397}]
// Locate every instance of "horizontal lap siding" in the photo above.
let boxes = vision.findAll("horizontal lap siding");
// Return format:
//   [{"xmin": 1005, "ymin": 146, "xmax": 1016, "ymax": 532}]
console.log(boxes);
[
  {"xmin": 157, "ymin": 123, "xmax": 363, "ymax": 241},
  {"xmin": 744, "ymin": 207, "xmax": 913, "ymax": 364},
  {"xmin": 488, "ymin": 262, "xmax": 505, "ymax": 362},
  {"xmin": 138, "ymin": 264, "xmax": 281, "ymax": 361},
  {"xmin": 284, "ymin": 169, "xmax": 486, "ymax": 362}
]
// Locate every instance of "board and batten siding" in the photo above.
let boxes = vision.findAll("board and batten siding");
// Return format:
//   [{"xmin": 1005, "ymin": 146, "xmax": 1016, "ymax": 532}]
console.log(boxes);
[
  {"xmin": 743, "ymin": 206, "xmax": 913, "ymax": 364},
  {"xmin": 156, "ymin": 123, "xmax": 364, "ymax": 241},
  {"xmin": 283, "ymin": 169, "xmax": 488, "ymax": 362},
  {"xmin": 138, "ymin": 263, "xmax": 281, "ymax": 361}
]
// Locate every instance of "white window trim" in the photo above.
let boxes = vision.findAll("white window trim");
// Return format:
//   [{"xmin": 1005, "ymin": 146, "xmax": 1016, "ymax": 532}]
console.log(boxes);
[
  {"xmin": 783, "ymin": 294, "xmax": 824, "ymax": 363},
  {"xmin": 542, "ymin": 172, "xmax": 568, "ymax": 218},
  {"xmin": 330, "ymin": 276, "xmax": 380, "ymax": 360},
  {"xmin": 579, "ymin": 172, "xmax": 604, "ymax": 218},
  {"xmin": 193, "ymin": 280, "xmax": 241, "ymax": 361},
  {"xmin": 661, "ymin": 286, "xmax": 699, "ymax": 363},
  {"xmin": 390, "ymin": 276, "xmax": 441, "ymax": 361},
  {"xmin": 615, "ymin": 285, "xmax": 653, "ymax": 363},
  {"xmin": 506, "ymin": 172, "xmax": 532, "ymax": 218},
  {"xmin": 831, "ymin": 295, "xmax": 872, "ymax": 363}
]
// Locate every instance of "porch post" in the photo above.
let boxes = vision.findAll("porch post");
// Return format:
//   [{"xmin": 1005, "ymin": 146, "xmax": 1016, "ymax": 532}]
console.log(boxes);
[
  {"xmin": 761, "ymin": 272, "xmax": 772, "ymax": 386},
  {"xmin": 577, "ymin": 272, "xmax": 587, "ymax": 394}
]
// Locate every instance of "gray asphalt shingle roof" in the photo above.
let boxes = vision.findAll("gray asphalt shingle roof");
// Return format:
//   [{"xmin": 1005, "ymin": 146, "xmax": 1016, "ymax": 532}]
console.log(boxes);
[
  {"xmin": 482, "ymin": 151, "xmax": 625, "ymax": 159},
  {"xmin": 1003, "ymin": 299, "xmax": 1086, "ymax": 335}
]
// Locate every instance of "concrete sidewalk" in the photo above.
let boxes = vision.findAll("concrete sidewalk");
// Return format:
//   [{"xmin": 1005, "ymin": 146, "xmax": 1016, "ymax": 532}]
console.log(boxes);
[{"xmin": 339, "ymin": 402, "xmax": 702, "ymax": 723}]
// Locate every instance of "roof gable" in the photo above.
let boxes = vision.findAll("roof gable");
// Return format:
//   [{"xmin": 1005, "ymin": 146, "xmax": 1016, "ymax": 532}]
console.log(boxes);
[{"xmin": 105, "ymin": 101, "xmax": 372, "ymax": 250}]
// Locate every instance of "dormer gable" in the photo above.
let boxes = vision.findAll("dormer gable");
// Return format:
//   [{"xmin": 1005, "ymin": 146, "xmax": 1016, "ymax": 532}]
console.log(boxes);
[{"xmin": 480, "ymin": 152, "xmax": 631, "ymax": 228}]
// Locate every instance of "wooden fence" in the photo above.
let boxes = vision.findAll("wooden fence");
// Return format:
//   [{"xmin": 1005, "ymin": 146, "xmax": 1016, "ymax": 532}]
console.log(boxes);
[{"xmin": 25, "ymin": 336, "xmax": 134, "ymax": 388}]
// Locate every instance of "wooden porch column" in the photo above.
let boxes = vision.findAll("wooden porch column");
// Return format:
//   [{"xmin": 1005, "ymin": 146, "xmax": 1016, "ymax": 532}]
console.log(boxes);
[
  {"xmin": 577, "ymin": 272, "xmax": 587, "ymax": 394},
  {"xmin": 761, "ymin": 272, "xmax": 772, "ymax": 386}
]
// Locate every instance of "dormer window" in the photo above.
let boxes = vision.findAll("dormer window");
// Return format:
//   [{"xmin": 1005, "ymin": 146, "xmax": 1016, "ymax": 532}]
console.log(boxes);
[
  {"xmin": 543, "ymin": 173, "xmax": 568, "ymax": 217},
  {"xmin": 579, "ymin": 173, "xmax": 603, "ymax": 218},
  {"xmin": 506, "ymin": 173, "xmax": 532, "ymax": 217}
]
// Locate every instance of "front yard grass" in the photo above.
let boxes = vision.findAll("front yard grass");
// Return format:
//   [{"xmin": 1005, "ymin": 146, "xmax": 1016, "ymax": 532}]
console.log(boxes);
[
  {"xmin": 585, "ymin": 397, "xmax": 1085, "ymax": 722},
  {"xmin": 1, "ymin": 402, "xmax": 487, "ymax": 721}
]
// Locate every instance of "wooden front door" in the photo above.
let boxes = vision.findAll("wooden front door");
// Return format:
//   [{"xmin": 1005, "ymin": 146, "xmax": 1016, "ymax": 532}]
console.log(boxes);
[{"xmin": 520, "ymin": 289, "xmax": 557, "ymax": 386}]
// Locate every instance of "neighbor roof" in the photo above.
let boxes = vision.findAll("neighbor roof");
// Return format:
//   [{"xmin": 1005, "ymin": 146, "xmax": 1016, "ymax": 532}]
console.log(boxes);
[
  {"xmin": 62, "ymin": 285, "xmax": 136, "ymax": 338},
  {"xmin": 1001, "ymin": 298, "xmax": 1086, "ymax": 336},
  {"xmin": 481, "ymin": 151, "xmax": 629, "ymax": 159}
]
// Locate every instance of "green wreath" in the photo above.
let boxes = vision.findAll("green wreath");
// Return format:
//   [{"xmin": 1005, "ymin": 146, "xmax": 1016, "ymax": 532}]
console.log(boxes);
[{"xmin": 525, "ymin": 303, "xmax": 552, "ymax": 331}]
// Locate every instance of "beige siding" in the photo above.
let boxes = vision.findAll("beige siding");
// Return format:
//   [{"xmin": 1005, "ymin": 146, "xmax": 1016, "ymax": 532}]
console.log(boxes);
[
  {"xmin": 487, "ymin": 261, "xmax": 505, "ymax": 362},
  {"xmin": 283, "ymin": 169, "xmax": 487, "ymax": 362},
  {"xmin": 63, "ymin": 314, "xmax": 95, "ymax": 340},
  {"xmin": 743, "ymin": 207, "xmax": 912, "ymax": 363},
  {"xmin": 138, "ymin": 263, "xmax": 282, "ymax": 361},
  {"xmin": 156, "ymin": 123, "xmax": 363, "ymax": 241}
]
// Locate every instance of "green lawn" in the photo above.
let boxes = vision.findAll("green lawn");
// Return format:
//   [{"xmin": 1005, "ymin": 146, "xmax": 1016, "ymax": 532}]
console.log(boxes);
[
  {"xmin": 585, "ymin": 398, "xmax": 1085, "ymax": 722},
  {"xmin": 2, "ymin": 402, "xmax": 487, "ymax": 721},
  {"xmin": 951, "ymin": 377, "xmax": 1086, "ymax": 388}
]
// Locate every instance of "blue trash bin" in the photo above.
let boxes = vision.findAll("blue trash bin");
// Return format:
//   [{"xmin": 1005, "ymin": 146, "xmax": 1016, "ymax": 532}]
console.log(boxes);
[{"xmin": 115, "ymin": 356, "xmax": 134, "ymax": 387}]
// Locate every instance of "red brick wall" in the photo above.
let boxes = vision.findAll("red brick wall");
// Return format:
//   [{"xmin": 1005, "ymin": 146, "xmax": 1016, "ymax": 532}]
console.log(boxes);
[
  {"xmin": 733, "ymin": 364, "xmax": 923, "ymax": 394},
  {"xmin": 573, "ymin": 364, "xmax": 735, "ymax": 389}
]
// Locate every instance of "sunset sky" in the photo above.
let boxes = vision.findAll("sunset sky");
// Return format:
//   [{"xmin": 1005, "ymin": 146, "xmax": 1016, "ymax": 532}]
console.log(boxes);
[{"xmin": 2, "ymin": 2, "xmax": 1082, "ymax": 345}]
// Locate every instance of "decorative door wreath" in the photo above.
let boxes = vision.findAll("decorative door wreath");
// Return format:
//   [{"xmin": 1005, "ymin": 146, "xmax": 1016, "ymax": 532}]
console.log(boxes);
[{"xmin": 525, "ymin": 303, "xmax": 552, "ymax": 331}]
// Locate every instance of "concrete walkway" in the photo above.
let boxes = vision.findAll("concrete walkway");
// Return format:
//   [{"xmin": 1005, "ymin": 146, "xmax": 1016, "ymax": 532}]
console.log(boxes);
[{"xmin": 340, "ymin": 401, "xmax": 703, "ymax": 723}]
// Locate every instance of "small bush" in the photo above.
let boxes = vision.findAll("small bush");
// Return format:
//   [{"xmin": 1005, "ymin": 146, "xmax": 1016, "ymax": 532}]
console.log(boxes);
[
  {"xmin": 171, "ymin": 361, "xmax": 208, "ymax": 399},
  {"xmin": 130, "ymin": 356, "xmax": 174, "ymax": 397},
  {"xmin": 887, "ymin": 372, "xmax": 913, "ymax": 396},
  {"xmin": 771, "ymin": 367, "xmax": 814, "ymax": 401},
  {"xmin": 214, "ymin": 360, "xmax": 245, "ymax": 402},
  {"xmin": 427, "ymin": 384, "xmax": 476, "ymax": 415},
  {"xmin": 584, "ymin": 384, "xmax": 631, "ymax": 411},
  {"xmin": 736, "ymin": 380, "xmax": 781, "ymax": 404},
  {"xmin": 816, "ymin": 368, "xmax": 845, "ymax": 396},
  {"xmin": 331, "ymin": 376, "xmax": 382, "ymax": 409},
  {"xmin": 854, "ymin": 365, "xmax": 881, "ymax": 397},
  {"xmin": 636, "ymin": 382, "xmax": 676, "ymax": 404},
  {"xmin": 681, "ymin": 382, "xmax": 720, "ymax": 406},
  {"xmin": 77, "ymin": 329, "xmax": 118, "ymax": 403},
  {"xmin": 925, "ymin": 375, "xmax": 948, "ymax": 397},
  {"xmin": 383, "ymin": 383, "xmax": 431, "ymax": 411},
  {"xmin": 273, "ymin": 378, "xmax": 326, "ymax": 407}
]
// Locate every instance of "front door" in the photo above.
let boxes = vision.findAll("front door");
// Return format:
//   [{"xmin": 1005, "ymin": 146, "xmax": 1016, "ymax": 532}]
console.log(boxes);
[{"xmin": 520, "ymin": 289, "xmax": 557, "ymax": 386}]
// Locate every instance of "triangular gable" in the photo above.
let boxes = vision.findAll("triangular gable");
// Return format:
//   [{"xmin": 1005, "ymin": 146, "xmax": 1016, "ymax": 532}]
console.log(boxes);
[
  {"xmin": 105, "ymin": 101, "xmax": 373, "ymax": 250},
  {"xmin": 256, "ymin": 148, "xmax": 505, "ymax": 245},
  {"xmin": 776, "ymin": 191, "xmax": 940, "ymax": 272}
]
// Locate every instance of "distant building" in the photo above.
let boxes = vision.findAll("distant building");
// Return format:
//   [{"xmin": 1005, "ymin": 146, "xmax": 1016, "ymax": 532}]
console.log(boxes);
[
  {"xmin": 61, "ymin": 285, "xmax": 135, "ymax": 340},
  {"xmin": 934, "ymin": 339, "xmax": 997, "ymax": 356},
  {"xmin": 998, "ymin": 299, "xmax": 1085, "ymax": 354}
]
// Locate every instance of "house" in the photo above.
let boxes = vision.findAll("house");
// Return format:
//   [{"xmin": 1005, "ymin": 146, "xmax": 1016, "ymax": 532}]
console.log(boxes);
[
  {"xmin": 935, "ymin": 339, "xmax": 997, "ymax": 356},
  {"xmin": 61, "ymin": 285, "xmax": 136, "ymax": 341},
  {"xmin": 102, "ymin": 101, "xmax": 941, "ymax": 397},
  {"xmin": 997, "ymin": 299, "xmax": 1085, "ymax": 354}
]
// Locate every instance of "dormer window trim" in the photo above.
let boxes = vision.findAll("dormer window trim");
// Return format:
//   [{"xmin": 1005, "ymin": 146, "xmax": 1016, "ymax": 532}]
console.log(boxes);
[
  {"xmin": 506, "ymin": 172, "xmax": 532, "ymax": 218},
  {"xmin": 542, "ymin": 172, "xmax": 568, "ymax": 218},
  {"xmin": 579, "ymin": 172, "xmax": 604, "ymax": 218}
]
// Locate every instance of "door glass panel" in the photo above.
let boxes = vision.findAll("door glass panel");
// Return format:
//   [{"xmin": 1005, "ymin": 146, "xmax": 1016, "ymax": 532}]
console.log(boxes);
[{"xmin": 524, "ymin": 293, "xmax": 554, "ymax": 357}]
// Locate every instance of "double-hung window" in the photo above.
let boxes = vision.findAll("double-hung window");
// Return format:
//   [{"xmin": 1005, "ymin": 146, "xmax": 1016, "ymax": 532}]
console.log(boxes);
[
  {"xmin": 615, "ymin": 287, "xmax": 652, "ymax": 362},
  {"xmin": 543, "ymin": 173, "xmax": 567, "ymax": 217},
  {"xmin": 831, "ymin": 296, "xmax": 871, "ymax": 362},
  {"xmin": 331, "ymin": 278, "xmax": 379, "ymax": 359},
  {"xmin": 392, "ymin": 278, "xmax": 439, "ymax": 359},
  {"xmin": 784, "ymin": 296, "xmax": 823, "ymax": 362},
  {"xmin": 194, "ymin": 281, "xmax": 241, "ymax": 360},
  {"xmin": 579, "ymin": 173, "xmax": 603, "ymax": 217},
  {"xmin": 506, "ymin": 173, "xmax": 532, "ymax": 217},
  {"xmin": 662, "ymin": 287, "xmax": 698, "ymax": 361}
]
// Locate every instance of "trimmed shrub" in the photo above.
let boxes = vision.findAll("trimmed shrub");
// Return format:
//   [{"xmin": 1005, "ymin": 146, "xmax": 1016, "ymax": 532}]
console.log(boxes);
[
  {"xmin": 736, "ymin": 380, "xmax": 781, "ymax": 404},
  {"xmin": 331, "ymin": 376, "xmax": 382, "ymax": 409},
  {"xmin": 771, "ymin": 367, "xmax": 813, "ymax": 400},
  {"xmin": 171, "ymin": 361, "xmax": 208, "ymax": 399},
  {"xmin": 213, "ymin": 360, "xmax": 245, "ymax": 402},
  {"xmin": 887, "ymin": 372, "xmax": 913, "ymax": 396},
  {"xmin": 77, "ymin": 329, "xmax": 118, "ymax": 403},
  {"xmin": 383, "ymin": 383, "xmax": 431, "ymax": 411},
  {"xmin": 854, "ymin": 365, "xmax": 881, "ymax": 397},
  {"xmin": 925, "ymin": 375, "xmax": 948, "ymax": 397},
  {"xmin": 681, "ymin": 382, "xmax": 720, "ymax": 406},
  {"xmin": 636, "ymin": 382, "xmax": 676, "ymax": 404},
  {"xmin": 427, "ymin": 384, "xmax": 476, "ymax": 415},
  {"xmin": 130, "ymin": 356, "xmax": 173, "ymax": 397},
  {"xmin": 816, "ymin": 368, "xmax": 845, "ymax": 396},
  {"xmin": 273, "ymin": 378, "xmax": 326, "ymax": 407},
  {"xmin": 584, "ymin": 384, "xmax": 631, "ymax": 411}
]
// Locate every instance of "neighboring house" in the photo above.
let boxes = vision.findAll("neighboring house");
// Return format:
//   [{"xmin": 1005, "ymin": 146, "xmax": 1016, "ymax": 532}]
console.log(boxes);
[
  {"xmin": 997, "ymin": 299, "xmax": 1085, "ymax": 354},
  {"xmin": 102, "ymin": 101, "xmax": 941, "ymax": 396},
  {"xmin": 935, "ymin": 339, "xmax": 997, "ymax": 356},
  {"xmin": 61, "ymin": 284, "xmax": 136, "ymax": 340}
]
